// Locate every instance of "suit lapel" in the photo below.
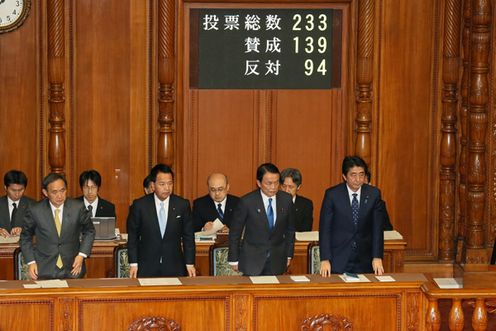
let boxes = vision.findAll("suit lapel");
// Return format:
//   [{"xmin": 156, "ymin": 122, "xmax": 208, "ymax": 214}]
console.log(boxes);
[
  {"xmin": 256, "ymin": 191, "xmax": 271, "ymax": 232},
  {"xmin": 61, "ymin": 200, "xmax": 72, "ymax": 238},
  {"xmin": 0, "ymin": 197, "xmax": 9, "ymax": 224},
  {"xmin": 166, "ymin": 195, "xmax": 176, "ymax": 234},
  {"xmin": 358, "ymin": 185, "xmax": 370, "ymax": 224},
  {"xmin": 43, "ymin": 200, "xmax": 59, "ymax": 237}
]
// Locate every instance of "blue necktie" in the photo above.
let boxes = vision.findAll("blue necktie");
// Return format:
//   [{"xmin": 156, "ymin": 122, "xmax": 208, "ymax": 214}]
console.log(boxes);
[
  {"xmin": 159, "ymin": 202, "xmax": 167, "ymax": 237},
  {"xmin": 217, "ymin": 203, "xmax": 224, "ymax": 220},
  {"xmin": 352, "ymin": 193, "xmax": 359, "ymax": 226},
  {"xmin": 267, "ymin": 198, "xmax": 274, "ymax": 231}
]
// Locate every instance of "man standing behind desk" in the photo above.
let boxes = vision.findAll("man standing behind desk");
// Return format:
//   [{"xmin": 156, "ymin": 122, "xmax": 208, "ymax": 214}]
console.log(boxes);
[
  {"xmin": 319, "ymin": 156, "xmax": 384, "ymax": 276},
  {"xmin": 127, "ymin": 164, "xmax": 196, "ymax": 278},
  {"xmin": 0, "ymin": 170, "xmax": 35, "ymax": 237},
  {"xmin": 77, "ymin": 169, "xmax": 116, "ymax": 218},
  {"xmin": 228, "ymin": 163, "xmax": 296, "ymax": 276},
  {"xmin": 192, "ymin": 173, "xmax": 240, "ymax": 232},
  {"xmin": 20, "ymin": 173, "xmax": 95, "ymax": 280},
  {"xmin": 280, "ymin": 168, "xmax": 313, "ymax": 231}
]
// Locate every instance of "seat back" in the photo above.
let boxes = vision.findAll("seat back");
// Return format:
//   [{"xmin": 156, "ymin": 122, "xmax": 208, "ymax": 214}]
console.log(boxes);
[
  {"xmin": 308, "ymin": 242, "xmax": 321, "ymax": 274},
  {"xmin": 113, "ymin": 244, "xmax": 129, "ymax": 278},
  {"xmin": 14, "ymin": 247, "xmax": 29, "ymax": 280},
  {"xmin": 209, "ymin": 243, "xmax": 242, "ymax": 276}
]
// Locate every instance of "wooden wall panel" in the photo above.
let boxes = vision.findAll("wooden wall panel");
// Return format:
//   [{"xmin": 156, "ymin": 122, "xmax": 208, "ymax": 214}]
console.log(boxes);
[
  {"xmin": 0, "ymin": 1, "xmax": 41, "ymax": 200},
  {"xmin": 377, "ymin": 0, "xmax": 441, "ymax": 260},
  {"xmin": 71, "ymin": 0, "xmax": 150, "ymax": 230}
]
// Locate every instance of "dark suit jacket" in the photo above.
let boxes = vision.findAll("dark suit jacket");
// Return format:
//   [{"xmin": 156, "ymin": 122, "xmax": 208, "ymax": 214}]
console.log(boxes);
[
  {"xmin": 127, "ymin": 194, "xmax": 195, "ymax": 277},
  {"xmin": 20, "ymin": 198, "xmax": 96, "ymax": 279},
  {"xmin": 294, "ymin": 195, "xmax": 313, "ymax": 231},
  {"xmin": 318, "ymin": 183, "xmax": 384, "ymax": 274},
  {"xmin": 380, "ymin": 200, "xmax": 393, "ymax": 231},
  {"xmin": 228, "ymin": 190, "xmax": 295, "ymax": 276},
  {"xmin": 76, "ymin": 196, "xmax": 116, "ymax": 218},
  {"xmin": 0, "ymin": 195, "xmax": 35, "ymax": 231},
  {"xmin": 192, "ymin": 194, "xmax": 240, "ymax": 231}
]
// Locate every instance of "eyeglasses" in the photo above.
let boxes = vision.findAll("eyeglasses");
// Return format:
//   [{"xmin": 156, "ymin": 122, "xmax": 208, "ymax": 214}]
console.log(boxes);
[{"xmin": 209, "ymin": 187, "xmax": 226, "ymax": 193}]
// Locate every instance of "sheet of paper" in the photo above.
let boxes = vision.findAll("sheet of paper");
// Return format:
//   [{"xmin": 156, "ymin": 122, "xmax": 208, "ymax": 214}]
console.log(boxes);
[
  {"xmin": 35, "ymin": 280, "xmax": 69, "ymax": 288},
  {"xmin": 290, "ymin": 275, "xmax": 310, "ymax": 282},
  {"xmin": 23, "ymin": 283, "xmax": 42, "ymax": 289},
  {"xmin": 338, "ymin": 274, "xmax": 371, "ymax": 283},
  {"xmin": 375, "ymin": 275, "xmax": 396, "ymax": 282},
  {"xmin": 384, "ymin": 230, "xmax": 403, "ymax": 240},
  {"xmin": 295, "ymin": 231, "xmax": 319, "ymax": 241},
  {"xmin": 0, "ymin": 235, "xmax": 20, "ymax": 244},
  {"xmin": 195, "ymin": 218, "xmax": 224, "ymax": 236},
  {"xmin": 433, "ymin": 277, "xmax": 463, "ymax": 289},
  {"xmin": 250, "ymin": 276, "xmax": 280, "ymax": 284},
  {"xmin": 138, "ymin": 278, "xmax": 182, "ymax": 286}
]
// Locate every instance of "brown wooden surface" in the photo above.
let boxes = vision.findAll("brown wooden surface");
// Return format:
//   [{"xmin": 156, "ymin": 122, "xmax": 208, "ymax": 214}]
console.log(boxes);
[{"xmin": 0, "ymin": 273, "xmax": 427, "ymax": 331}]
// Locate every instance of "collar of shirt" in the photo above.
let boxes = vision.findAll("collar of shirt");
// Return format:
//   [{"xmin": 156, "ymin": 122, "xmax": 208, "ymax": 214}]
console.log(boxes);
[
  {"xmin": 212, "ymin": 196, "xmax": 227, "ymax": 212},
  {"xmin": 49, "ymin": 201, "xmax": 64, "ymax": 223},
  {"xmin": 154, "ymin": 194, "xmax": 170, "ymax": 219},
  {"xmin": 259, "ymin": 190, "xmax": 277, "ymax": 223},
  {"xmin": 292, "ymin": 195, "xmax": 296, "ymax": 204},
  {"xmin": 346, "ymin": 185, "xmax": 362, "ymax": 205},
  {"xmin": 84, "ymin": 197, "xmax": 99, "ymax": 217},
  {"xmin": 7, "ymin": 197, "xmax": 19, "ymax": 220}
]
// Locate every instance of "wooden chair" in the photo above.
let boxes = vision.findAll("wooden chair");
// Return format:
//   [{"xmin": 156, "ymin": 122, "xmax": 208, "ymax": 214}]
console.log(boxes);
[
  {"xmin": 307, "ymin": 241, "xmax": 321, "ymax": 274},
  {"xmin": 113, "ymin": 244, "xmax": 130, "ymax": 278},
  {"xmin": 209, "ymin": 242, "xmax": 242, "ymax": 276},
  {"xmin": 13, "ymin": 247, "xmax": 29, "ymax": 280}
]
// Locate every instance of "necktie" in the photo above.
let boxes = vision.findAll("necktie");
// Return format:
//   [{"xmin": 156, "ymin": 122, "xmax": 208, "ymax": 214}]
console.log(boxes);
[
  {"xmin": 159, "ymin": 202, "xmax": 167, "ymax": 237},
  {"xmin": 54, "ymin": 209, "xmax": 63, "ymax": 268},
  {"xmin": 267, "ymin": 198, "xmax": 274, "ymax": 231},
  {"xmin": 351, "ymin": 193, "xmax": 359, "ymax": 226},
  {"xmin": 87, "ymin": 204, "xmax": 93, "ymax": 217},
  {"xmin": 11, "ymin": 202, "xmax": 17, "ymax": 222},
  {"xmin": 217, "ymin": 203, "xmax": 224, "ymax": 220}
]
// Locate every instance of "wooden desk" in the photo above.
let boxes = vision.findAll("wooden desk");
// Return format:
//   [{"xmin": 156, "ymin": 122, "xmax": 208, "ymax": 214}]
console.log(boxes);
[{"xmin": 0, "ymin": 273, "xmax": 426, "ymax": 330}]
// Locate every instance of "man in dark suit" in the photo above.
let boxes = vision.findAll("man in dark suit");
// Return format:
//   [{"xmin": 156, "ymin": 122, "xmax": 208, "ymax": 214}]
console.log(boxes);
[
  {"xmin": 192, "ymin": 173, "xmax": 240, "ymax": 232},
  {"xmin": 77, "ymin": 169, "xmax": 116, "ymax": 218},
  {"xmin": 319, "ymin": 156, "xmax": 384, "ymax": 276},
  {"xmin": 365, "ymin": 170, "xmax": 393, "ymax": 231},
  {"xmin": 127, "ymin": 163, "xmax": 196, "ymax": 278},
  {"xmin": 20, "ymin": 173, "xmax": 96, "ymax": 280},
  {"xmin": 280, "ymin": 168, "xmax": 313, "ymax": 231},
  {"xmin": 0, "ymin": 170, "xmax": 35, "ymax": 237},
  {"xmin": 228, "ymin": 163, "xmax": 295, "ymax": 276}
]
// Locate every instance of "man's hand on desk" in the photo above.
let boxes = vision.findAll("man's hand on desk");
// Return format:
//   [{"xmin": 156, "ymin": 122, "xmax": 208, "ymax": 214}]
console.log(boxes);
[
  {"xmin": 71, "ymin": 255, "xmax": 84, "ymax": 276},
  {"xmin": 186, "ymin": 265, "xmax": 196, "ymax": 277},
  {"xmin": 372, "ymin": 258, "xmax": 384, "ymax": 275},
  {"xmin": 129, "ymin": 265, "xmax": 138, "ymax": 278},
  {"xmin": 203, "ymin": 222, "xmax": 214, "ymax": 231},
  {"xmin": 0, "ymin": 227, "xmax": 10, "ymax": 237},
  {"xmin": 10, "ymin": 227, "xmax": 22, "ymax": 236},
  {"xmin": 28, "ymin": 263, "xmax": 38, "ymax": 280},
  {"xmin": 230, "ymin": 264, "xmax": 239, "ymax": 272},
  {"xmin": 320, "ymin": 260, "xmax": 331, "ymax": 277}
]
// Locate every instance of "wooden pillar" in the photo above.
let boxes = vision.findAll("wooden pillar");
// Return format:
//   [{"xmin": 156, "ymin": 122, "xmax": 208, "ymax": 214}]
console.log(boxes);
[
  {"xmin": 472, "ymin": 298, "xmax": 488, "ymax": 331},
  {"xmin": 47, "ymin": 0, "xmax": 66, "ymax": 174},
  {"xmin": 157, "ymin": 0, "xmax": 176, "ymax": 167},
  {"xmin": 465, "ymin": 0, "xmax": 490, "ymax": 265},
  {"xmin": 456, "ymin": 0, "xmax": 471, "ymax": 264},
  {"xmin": 426, "ymin": 298, "xmax": 441, "ymax": 331},
  {"xmin": 448, "ymin": 298, "xmax": 464, "ymax": 331},
  {"xmin": 354, "ymin": 0, "xmax": 374, "ymax": 165},
  {"xmin": 439, "ymin": 0, "xmax": 462, "ymax": 262}
]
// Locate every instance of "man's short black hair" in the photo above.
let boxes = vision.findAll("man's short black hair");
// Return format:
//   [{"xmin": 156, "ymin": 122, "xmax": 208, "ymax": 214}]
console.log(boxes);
[
  {"xmin": 149, "ymin": 164, "xmax": 174, "ymax": 181},
  {"xmin": 79, "ymin": 169, "xmax": 102, "ymax": 188},
  {"xmin": 256, "ymin": 163, "xmax": 280, "ymax": 182},
  {"xmin": 42, "ymin": 173, "xmax": 67, "ymax": 190},
  {"xmin": 4, "ymin": 170, "xmax": 28, "ymax": 187},
  {"xmin": 280, "ymin": 168, "xmax": 302, "ymax": 186},
  {"xmin": 342, "ymin": 156, "xmax": 368, "ymax": 176}
]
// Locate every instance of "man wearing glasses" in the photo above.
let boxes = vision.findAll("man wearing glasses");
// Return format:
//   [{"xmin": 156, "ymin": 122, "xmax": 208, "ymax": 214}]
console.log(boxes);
[{"xmin": 192, "ymin": 173, "xmax": 240, "ymax": 232}]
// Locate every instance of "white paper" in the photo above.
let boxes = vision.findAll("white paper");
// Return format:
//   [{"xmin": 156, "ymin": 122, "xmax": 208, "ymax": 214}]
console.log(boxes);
[
  {"xmin": 0, "ymin": 235, "xmax": 20, "ymax": 244},
  {"xmin": 433, "ymin": 277, "xmax": 463, "ymax": 289},
  {"xmin": 290, "ymin": 275, "xmax": 310, "ymax": 282},
  {"xmin": 195, "ymin": 218, "xmax": 224, "ymax": 236},
  {"xmin": 250, "ymin": 276, "xmax": 280, "ymax": 284},
  {"xmin": 138, "ymin": 278, "xmax": 182, "ymax": 286},
  {"xmin": 295, "ymin": 231, "xmax": 319, "ymax": 241},
  {"xmin": 384, "ymin": 230, "xmax": 403, "ymax": 240},
  {"xmin": 35, "ymin": 280, "xmax": 69, "ymax": 288},
  {"xmin": 23, "ymin": 283, "xmax": 42, "ymax": 289},
  {"xmin": 375, "ymin": 275, "xmax": 396, "ymax": 282},
  {"xmin": 339, "ymin": 274, "xmax": 371, "ymax": 283},
  {"xmin": 120, "ymin": 233, "xmax": 128, "ymax": 240}
]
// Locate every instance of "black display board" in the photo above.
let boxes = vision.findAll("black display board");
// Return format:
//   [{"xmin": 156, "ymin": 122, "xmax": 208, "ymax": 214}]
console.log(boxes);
[{"xmin": 190, "ymin": 8, "xmax": 342, "ymax": 89}]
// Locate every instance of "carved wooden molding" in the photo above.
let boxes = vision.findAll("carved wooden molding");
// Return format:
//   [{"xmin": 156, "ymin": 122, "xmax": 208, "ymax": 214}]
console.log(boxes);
[
  {"xmin": 438, "ymin": 0, "xmax": 462, "ymax": 262},
  {"xmin": 157, "ymin": 0, "xmax": 176, "ymax": 166},
  {"xmin": 61, "ymin": 298, "xmax": 74, "ymax": 331},
  {"xmin": 234, "ymin": 294, "xmax": 249, "ymax": 331},
  {"xmin": 465, "ymin": 0, "xmax": 491, "ymax": 264},
  {"xmin": 128, "ymin": 316, "xmax": 180, "ymax": 331},
  {"xmin": 47, "ymin": 0, "xmax": 66, "ymax": 173},
  {"xmin": 300, "ymin": 313, "xmax": 353, "ymax": 331},
  {"xmin": 354, "ymin": 0, "xmax": 374, "ymax": 164},
  {"xmin": 406, "ymin": 292, "xmax": 420, "ymax": 331}
]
